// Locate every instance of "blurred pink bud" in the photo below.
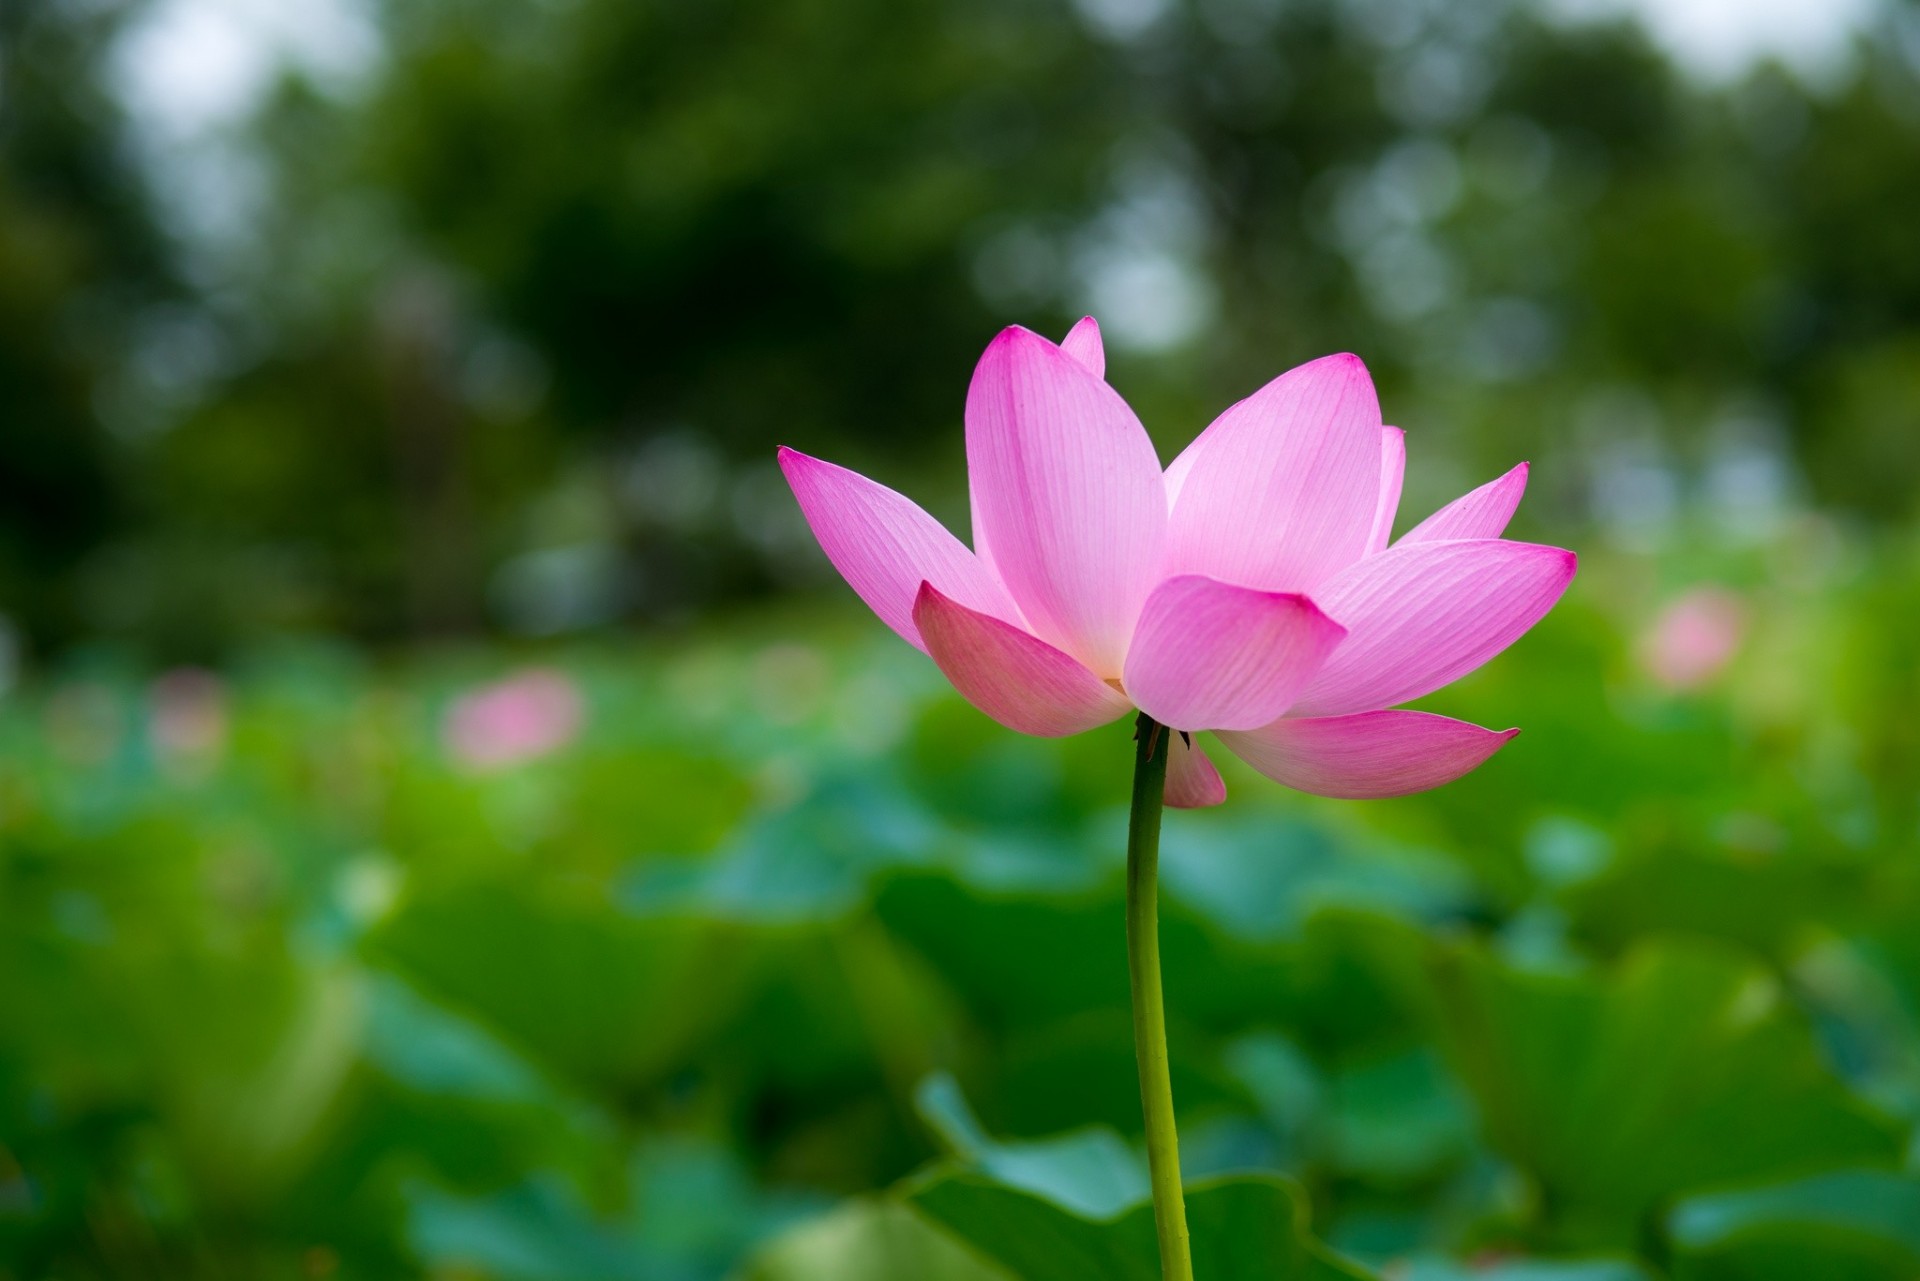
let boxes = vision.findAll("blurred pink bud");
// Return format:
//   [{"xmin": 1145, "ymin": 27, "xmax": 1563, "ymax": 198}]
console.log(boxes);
[
  {"xmin": 443, "ymin": 667, "xmax": 585, "ymax": 770},
  {"xmin": 1641, "ymin": 587, "xmax": 1747, "ymax": 691},
  {"xmin": 149, "ymin": 668, "xmax": 230, "ymax": 767}
]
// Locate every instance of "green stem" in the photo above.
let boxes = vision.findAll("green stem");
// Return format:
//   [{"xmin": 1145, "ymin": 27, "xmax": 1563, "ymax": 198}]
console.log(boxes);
[{"xmin": 1127, "ymin": 712, "xmax": 1193, "ymax": 1281}]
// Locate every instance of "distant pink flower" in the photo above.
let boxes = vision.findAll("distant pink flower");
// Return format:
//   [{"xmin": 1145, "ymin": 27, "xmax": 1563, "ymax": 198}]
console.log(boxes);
[
  {"xmin": 780, "ymin": 320, "xmax": 1575, "ymax": 806},
  {"xmin": 149, "ymin": 667, "xmax": 229, "ymax": 767},
  {"xmin": 1641, "ymin": 587, "xmax": 1745, "ymax": 691},
  {"xmin": 443, "ymin": 667, "xmax": 584, "ymax": 770}
]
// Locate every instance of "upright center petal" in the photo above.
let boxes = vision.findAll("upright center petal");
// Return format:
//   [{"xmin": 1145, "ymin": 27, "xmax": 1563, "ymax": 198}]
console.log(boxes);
[{"xmin": 966, "ymin": 326, "xmax": 1167, "ymax": 678}]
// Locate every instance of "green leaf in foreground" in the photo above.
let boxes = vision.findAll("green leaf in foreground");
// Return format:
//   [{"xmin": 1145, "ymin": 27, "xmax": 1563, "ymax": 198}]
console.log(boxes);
[
  {"xmin": 737, "ymin": 1198, "xmax": 1013, "ymax": 1281},
  {"xmin": 906, "ymin": 1169, "xmax": 1377, "ymax": 1281},
  {"xmin": 1431, "ymin": 941, "xmax": 1902, "ymax": 1247},
  {"xmin": 914, "ymin": 1071, "xmax": 1148, "ymax": 1218},
  {"xmin": 1668, "ymin": 1169, "xmax": 1920, "ymax": 1281},
  {"xmin": 1397, "ymin": 1259, "xmax": 1653, "ymax": 1281}
]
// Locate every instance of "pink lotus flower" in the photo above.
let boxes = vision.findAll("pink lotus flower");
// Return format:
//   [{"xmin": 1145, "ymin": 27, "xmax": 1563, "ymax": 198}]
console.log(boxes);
[
  {"xmin": 780, "ymin": 320, "xmax": 1574, "ymax": 806},
  {"xmin": 1640, "ymin": 587, "xmax": 1745, "ymax": 692},
  {"xmin": 443, "ymin": 667, "xmax": 585, "ymax": 771}
]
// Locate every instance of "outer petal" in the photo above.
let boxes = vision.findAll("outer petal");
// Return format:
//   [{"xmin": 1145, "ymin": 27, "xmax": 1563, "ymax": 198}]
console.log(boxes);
[
  {"xmin": 1060, "ymin": 316, "xmax": 1105, "ymax": 378},
  {"xmin": 1122, "ymin": 575, "xmax": 1346, "ymax": 731},
  {"xmin": 914, "ymin": 583, "xmax": 1132, "ymax": 737},
  {"xmin": 1402, "ymin": 462, "xmax": 1529, "ymax": 544},
  {"xmin": 1217, "ymin": 711, "xmax": 1518, "ymax": 799},
  {"xmin": 1291, "ymin": 539, "xmax": 1577, "ymax": 717},
  {"xmin": 1165, "ymin": 733, "xmax": 1227, "ymax": 808},
  {"xmin": 780, "ymin": 447, "xmax": 1019, "ymax": 652},
  {"xmin": 1162, "ymin": 353, "xmax": 1382, "ymax": 593},
  {"xmin": 966, "ymin": 326, "xmax": 1166, "ymax": 677},
  {"xmin": 1368, "ymin": 426, "xmax": 1406, "ymax": 554}
]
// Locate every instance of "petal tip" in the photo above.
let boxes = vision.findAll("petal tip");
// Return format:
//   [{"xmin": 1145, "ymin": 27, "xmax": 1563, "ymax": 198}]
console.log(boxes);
[
  {"xmin": 776, "ymin": 445, "xmax": 818, "ymax": 480},
  {"xmin": 1523, "ymin": 541, "xmax": 1580, "ymax": 582},
  {"xmin": 1274, "ymin": 589, "xmax": 1350, "ymax": 644},
  {"xmin": 988, "ymin": 323, "xmax": 1045, "ymax": 352},
  {"xmin": 1324, "ymin": 351, "xmax": 1372, "ymax": 381}
]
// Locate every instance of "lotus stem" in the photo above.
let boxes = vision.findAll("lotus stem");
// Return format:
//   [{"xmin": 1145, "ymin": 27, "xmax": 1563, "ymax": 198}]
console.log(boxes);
[{"xmin": 1127, "ymin": 712, "xmax": 1193, "ymax": 1281}]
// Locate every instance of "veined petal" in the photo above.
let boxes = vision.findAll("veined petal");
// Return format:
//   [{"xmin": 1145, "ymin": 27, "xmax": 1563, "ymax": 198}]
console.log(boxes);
[
  {"xmin": 1368, "ymin": 426, "xmax": 1406, "ymax": 554},
  {"xmin": 915, "ymin": 583, "xmax": 1132, "ymax": 737},
  {"xmin": 1165, "ymin": 732, "xmax": 1227, "ymax": 808},
  {"xmin": 969, "ymin": 325, "xmax": 1104, "ymax": 585},
  {"xmin": 1163, "ymin": 447, "xmax": 1195, "ymax": 513},
  {"xmin": 1122, "ymin": 575, "xmax": 1346, "ymax": 731},
  {"xmin": 1217, "ymin": 711, "xmax": 1517, "ymax": 799},
  {"xmin": 1162, "ymin": 353, "xmax": 1382, "ymax": 593},
  {"xmin": 966, "ymin": 326, "xmax": 1166, "ymax": 677},
  {"xmin": 1290, "ymin": 539, "xmax": 1576, "ymax": 717},
  {"xmin": 1402, "ymin": 462, "xmax": 1529, "ymax": 544},
  {"xmin": 1060, "ymin": 316, "xmax": 1105, "ymax": 378},
  {"xmin": 780, "ymin": 447, "xmax": 1018, "ymax": 653}
]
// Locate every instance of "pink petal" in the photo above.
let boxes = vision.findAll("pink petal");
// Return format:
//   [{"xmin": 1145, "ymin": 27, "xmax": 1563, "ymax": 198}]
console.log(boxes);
[
  {"xmin": 780, "ymin": 447, "xmax": 1019, "ymax": 653},
  {"xmin": 1368, "ymin": 427, "xmax": 1406, "ymax": 554},
  {"xmin": 914, "ymin": 583, "xmax": 1132, "ymax": 737},
  {"xmin": 969, "ymin": 322, "xmax": 1102, "ymax": 583},
  {"xmin": 1060, "ymin": 316, "xmax": 1105, "ymax": 378},
  {"xmin": 1122, "ymin": 575, "xmax": 1347, "ymax": 731},
  {"xmin": 1163, "ymin": 447, "xmax": 1195, "ymax": 513},
  {"xmin": 966, "ymin": 326, "xmax": 1167, "ymax": 677},
  {"xmin": 1162, "ymin": 353, "xmax": 1383, "ymax": 593},
  {"xmin": 1164, "ymin": 732, "xmax": 1227, "ymax": 808},
  {"xmin": 1290, "ymin": 539, "xmax": 1577, "ymax": 717},
  {"xmin": 1217, "ymin": 711, "xmax": 1518, "ymax": 799},
  {"xmin": 1401, "ymin": 462, "xmax": 1528, "ymax": 544}
]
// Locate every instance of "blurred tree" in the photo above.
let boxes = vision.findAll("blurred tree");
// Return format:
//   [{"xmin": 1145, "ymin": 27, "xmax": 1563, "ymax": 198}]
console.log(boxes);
[
  {"xmin": 0, "ymin": 0, "xmax": 178, "ymax": 648},
  {"xmin": 6, "ymin": 0, "xmax": 1920, "ymax": 652}
]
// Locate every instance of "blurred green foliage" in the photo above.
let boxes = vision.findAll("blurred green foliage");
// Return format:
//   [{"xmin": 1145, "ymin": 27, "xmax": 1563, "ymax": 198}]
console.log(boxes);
[
  {"xmin": 7, "ymin": 525, "xmax": 1920, "ymax": 1277},
  {"xmin": 5, "ymin": 0, "xmax": 1920, "ymax": 650}
]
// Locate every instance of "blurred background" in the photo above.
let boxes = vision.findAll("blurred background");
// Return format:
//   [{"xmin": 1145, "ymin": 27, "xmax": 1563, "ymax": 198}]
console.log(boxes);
[{"xmin": 4, "ymin": 0, "xmax": 1920, "ymax": 1276}]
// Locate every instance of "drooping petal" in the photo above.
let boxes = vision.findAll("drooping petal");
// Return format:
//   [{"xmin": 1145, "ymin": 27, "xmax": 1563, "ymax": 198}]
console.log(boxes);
[
  {"xmin": 914, "ymin": 583, "xmax": 1132, "ymax": 737},
  {"xmin": 780, "ymin": 447, "xmax": 1019, "ymax": 652},
  {"xmin": 1402, "ymin": 462, "xmax": 1529, "ymax": 544},
  {"xmin": 1217, "ymin": 711, "xmax": 1518, "ymax": 799},
  {"xmin": 1165, "ymin": 732, "xmax": 1227, "ymax": 808},
  {"xmin": 1162, "ymin": 353, "xmax": 1383, "ymax": 593},
  {"xmin": 1060, "ymin": 316, "xmax": 1105, "ymax": 378},
  {"xmin": 1122, "ymin": 575, "xmax": 1346, "ymax": 731},
  {"xmin": 1289, "ymin": 539, "xmax": 1576, "ymax": 717},
  {"xmin": 1368, "ymin": 426, "xmax": 1406, "ymax": 554},
  {"xmin": 966, "ymin": 326, "xmax": 1167, "ymax": 677}
]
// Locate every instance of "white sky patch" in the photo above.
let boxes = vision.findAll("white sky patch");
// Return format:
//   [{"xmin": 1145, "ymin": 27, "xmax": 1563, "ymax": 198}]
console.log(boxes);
[
  {"xmin": 1542, "ymin": 0, "xmax": 1880, "ymax": 88},
  {"xmin": 112, "ymin": 0, "xmax": 380, "ymax": 139},
  {"xmin": 1072, "ymin": 151, "xmax": 1216, "ymax": 354},
  {"xmin": 109, "ymin": 0, "xmax": 382, "ymax": 251}
]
